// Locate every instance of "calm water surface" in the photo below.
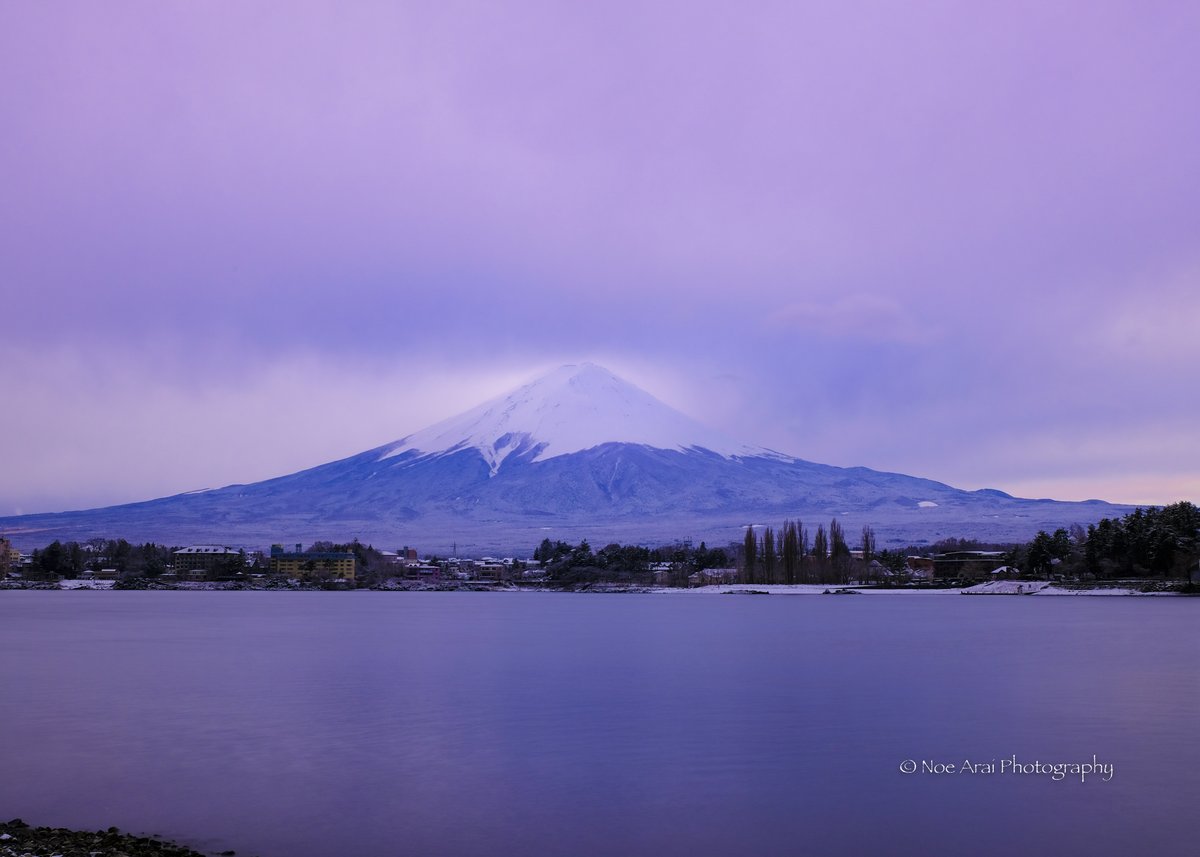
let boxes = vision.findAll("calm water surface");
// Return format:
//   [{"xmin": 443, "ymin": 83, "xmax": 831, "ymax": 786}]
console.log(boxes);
[{"xmin": 0, "ymin": 592, "xmax": 1196, "ymax": 856}]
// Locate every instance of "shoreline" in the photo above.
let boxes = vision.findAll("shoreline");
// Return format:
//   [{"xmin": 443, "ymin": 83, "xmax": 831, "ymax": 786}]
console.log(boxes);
[
  {"xmin": 1, "ymin": 579, "xmax": 1191, "ymax": 596},
  {"xmin": 647, "ymin": 581, "xmax": 1188, "ymax": 596},
  {"xmin": 0, "ymin": 819, "xmax": 213, "ymax": 857}
]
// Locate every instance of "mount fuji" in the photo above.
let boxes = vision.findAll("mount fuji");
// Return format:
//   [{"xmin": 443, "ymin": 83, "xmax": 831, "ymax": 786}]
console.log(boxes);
[{"xmin": 1, "ymin": 363, "xmax": 1127, "ymax": 551}]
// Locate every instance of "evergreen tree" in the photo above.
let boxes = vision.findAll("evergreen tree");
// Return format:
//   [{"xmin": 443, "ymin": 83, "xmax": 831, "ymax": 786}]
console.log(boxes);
[
  {"xmin": 1084, "ymin": 524, "xmax": 1100, "ymax": 577},
  {"xmin": 36, "ymin": 541, "xmax": 65, "ymax": 579},
  {"xmin": 1026, "ymin": 531, "xmax": 1054, "ymax": 575},
  {"xmin": 1050, "ymin": 528, "xmax": 1071, "ymax": 562},
  {"xmin": 65, "ymin": 542, "xmax": 85, "ymax": 578}
]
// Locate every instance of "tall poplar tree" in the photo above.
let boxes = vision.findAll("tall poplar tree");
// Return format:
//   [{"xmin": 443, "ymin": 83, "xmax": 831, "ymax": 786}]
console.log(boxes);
[
  {"xmin": 762, "ymin": 527, "xmax": 777, "ymax": 585},
  {"xmin": 799, "ymin": 522, "xmax": 810, "ymax": 583},
  {"xmin": 861, "ymin": 525, "xmax": 876, "ymax": 563},
  {"xmin": 782, "ymin": 520, "xmax": 799, "ymax": 585},
  {"xmin": 742, "ymin": 526, "xmax": 758, "ymax": 584},
  {"xmin": 812, "ymin": 524, "xmax": 828, "ymax": 582},
  {"xmin": 830, "ymin": 519, "xmax": 851, "ymax": 582}
]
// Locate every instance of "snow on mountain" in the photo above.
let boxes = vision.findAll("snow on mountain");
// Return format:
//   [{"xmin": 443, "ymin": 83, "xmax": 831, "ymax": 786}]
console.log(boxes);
[
  {"xmin": 0, "ymin": 362, "xmax": 1131, "ymax": 551},
  {"xmin": 379, "ymin": 363, "xmax": 786, "ymax": 474}
]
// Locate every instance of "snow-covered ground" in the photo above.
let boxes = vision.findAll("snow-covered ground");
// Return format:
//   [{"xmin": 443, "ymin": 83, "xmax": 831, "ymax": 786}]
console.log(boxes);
[
  {"xmin": 961, "ymin": 580, "xmax": 1054, "ymax": 595},
  {"xmin": 959, "ymin": 580, "xmax": 1163, "ymax": 596},
  {"xmin": 652, "ymin": 581, "xmax": 1177, "ymax": 596},
  {"xmin": 58, "ymin": 579, "xmax": 115, "ymax": 590},
  {"xmin": 35, "ymin": 579, "xmax": 1179, "ymax": 595},
  {"xmin": 648, "ymin": 583, "xmax": 960, "ymax": 596}
]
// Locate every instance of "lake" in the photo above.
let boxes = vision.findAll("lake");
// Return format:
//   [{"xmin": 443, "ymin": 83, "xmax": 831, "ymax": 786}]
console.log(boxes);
[{"xmin": 1, "ymin": 592, "xmax": 1195, "ymax": 856}]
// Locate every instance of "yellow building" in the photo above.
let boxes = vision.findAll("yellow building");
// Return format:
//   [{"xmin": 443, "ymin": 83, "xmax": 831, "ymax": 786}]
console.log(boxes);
[{"xmin": 269, "ymin": 544, "xmax": 355, "ymax": 581}]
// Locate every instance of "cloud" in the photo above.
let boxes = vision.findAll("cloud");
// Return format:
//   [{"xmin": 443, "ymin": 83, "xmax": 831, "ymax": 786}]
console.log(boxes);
[
  {"xmin": 1, "ymin": 2, "xmax": 1198, "ymax": 513},
  {"xmin": 1094, "ymin": 262, "xmax": 1200, "ymax": 361},
  {"xmin": 767, "ymin": 294, "xmax": 928, "ymax": 344},
  {"xmin": 0, "ymin": 345, "xmax": 533, "ymax": 514}
]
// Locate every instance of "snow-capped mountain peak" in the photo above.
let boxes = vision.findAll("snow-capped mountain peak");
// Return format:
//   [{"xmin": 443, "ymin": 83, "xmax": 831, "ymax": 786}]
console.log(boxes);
[
  {"xmin": 379, "ymin": 363, "xmax": 783, "ymax": 474},
  {"xmin": 1, "ymin": 363, "xmax": 1128, "ymax": 551}
]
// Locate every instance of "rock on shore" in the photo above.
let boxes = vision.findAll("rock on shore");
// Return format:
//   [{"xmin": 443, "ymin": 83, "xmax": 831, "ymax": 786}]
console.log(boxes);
[{"xmin": 0, "ymin": 820, "xmax": 218, "ymax": 857}]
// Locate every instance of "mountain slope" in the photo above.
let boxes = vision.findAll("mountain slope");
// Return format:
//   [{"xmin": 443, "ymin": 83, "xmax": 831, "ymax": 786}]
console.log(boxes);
[
  {"xmin": 377, "ymin": 363, "xmax": 781, "ymax": 473},
  {"xmin": 0, "ymin": 364, "xmax": 1128, "ymax": 551}
]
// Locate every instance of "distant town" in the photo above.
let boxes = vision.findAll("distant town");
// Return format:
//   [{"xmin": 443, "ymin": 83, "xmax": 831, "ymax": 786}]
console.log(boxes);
[{"xmin": 3, "ymin": 502, "xmax": 1197, "ymax": 592}]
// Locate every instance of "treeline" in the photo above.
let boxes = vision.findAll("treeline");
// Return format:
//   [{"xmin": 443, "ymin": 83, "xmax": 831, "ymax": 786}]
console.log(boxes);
[
  {"xmin": 1025, "ymin": 502, "xmax": 1199, "ymax": 579},
  {"xmin": 532, "ymin": 523, "xmax": 890, "ymax": 587},
  {"xmin": 534, "ymin": 538, "xmax": 730, "ymax": 586},
  {"xmin": 305, "ymin": 540, "xmax": 398, "ymax": 585},
  {"xmin": 739, "ymin": 519, "xmax": 883, "ymax": 585},
  {"xmin": 14, "ymin": 502, "xmax": 1197, "ymax": 586},
  {"xmin": 885, "ymin": 502, "xmax": 1198, "ymax": 580},
  {"xmin": 17, "ymin": 538, "xmax": 396, "ymax": 583},
  {"xmin": 27, "ymin": 538, "xmax": 179, "ymax": 579}
]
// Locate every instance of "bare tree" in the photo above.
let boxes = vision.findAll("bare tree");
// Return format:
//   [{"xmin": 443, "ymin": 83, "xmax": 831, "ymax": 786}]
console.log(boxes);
[
  {"xmin": 782, "ymin": 520, "xmax": 799, "ymax": 585},
  {"xmin": 762, "ymin": 527, "xmax": 777, "ymax": 584},
  {"xmin": 742, "ymin": 526, "xmax": 757, "ymax": 584}
]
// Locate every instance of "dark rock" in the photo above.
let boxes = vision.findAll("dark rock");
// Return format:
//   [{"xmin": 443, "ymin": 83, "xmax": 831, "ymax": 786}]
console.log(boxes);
[{"xmin": 0, "ymin": 819, "xmax": 210, "ymax": 857}]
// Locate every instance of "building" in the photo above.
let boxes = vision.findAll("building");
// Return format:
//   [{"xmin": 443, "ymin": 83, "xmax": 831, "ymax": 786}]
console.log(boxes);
[
  {"xmin": 688, "ymin": 567, "xmax": 738, "ymax": 587},
  {"xmin": 933, "ymin": 550, "xmax": 1009, "ymax": 580},
  {"xmin": 0, "ymin": 536, "xmax": 20, "ymax": 577},
  {"xmin": 378, "ymin": 546, "xmax": 420, "ymax": 569},
  {"xmin": 906, "ymin": 556, "xmax": 936, "ymax": 580},
  {"xmin": 173, "ymin": 545, "xmax": 244, "ymax": 581},
  {"xmin": 474, "ymin": 561, "xmax": 506, "ymax": 581},
  {"xmin": 403, "ymin": 563, "xmax": 440, "ymax": 580},
  {"xmin": 269, "ymin": 544, "xmax": 355, "ymax": 582}
]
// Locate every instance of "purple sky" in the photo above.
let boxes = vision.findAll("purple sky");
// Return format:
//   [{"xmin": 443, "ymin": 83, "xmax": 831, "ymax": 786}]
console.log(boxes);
[{"xmin": 3, "ymin": 1, "xmax": 1198, "ymax": 515}]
